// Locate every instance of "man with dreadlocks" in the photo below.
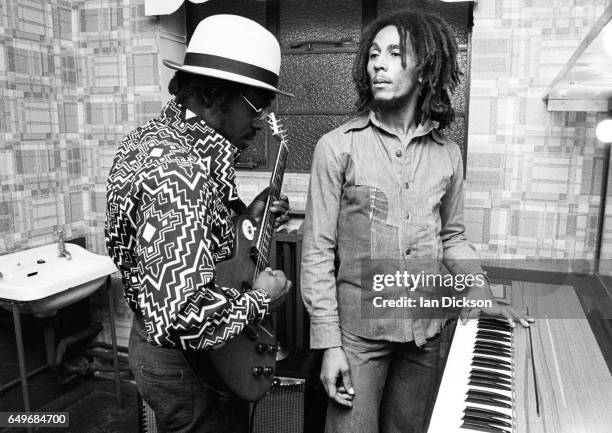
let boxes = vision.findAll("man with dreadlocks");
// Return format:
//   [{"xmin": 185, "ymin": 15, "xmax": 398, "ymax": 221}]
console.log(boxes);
[{"xmin": 300, "ymin": 9, "xmax": 532, "ymax": 433}]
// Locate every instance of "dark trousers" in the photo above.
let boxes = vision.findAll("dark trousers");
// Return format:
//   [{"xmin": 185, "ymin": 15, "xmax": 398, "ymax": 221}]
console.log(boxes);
[
  {"xmin": 129, "ymin": 316, "xmax": 249, "ymax": 433},
  {"xmin": 324, "ymin": 326, "xmax": 450, "ymax": 433}
]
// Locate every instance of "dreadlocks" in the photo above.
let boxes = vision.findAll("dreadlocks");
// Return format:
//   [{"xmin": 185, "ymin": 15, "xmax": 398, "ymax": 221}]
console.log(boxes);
[{"xmin": 353, "ymin": 9, "xmax": 461, "ymax": 130}]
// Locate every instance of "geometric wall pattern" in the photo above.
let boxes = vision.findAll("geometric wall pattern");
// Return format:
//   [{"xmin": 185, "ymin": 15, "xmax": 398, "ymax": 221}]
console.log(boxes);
[
  {"xmin": 466, "ymin": 0, "xmax": 611, "ymax": 267},
  {"xmin": 0, "ymin": 0, "xmax": 163, "ymax": 346}
]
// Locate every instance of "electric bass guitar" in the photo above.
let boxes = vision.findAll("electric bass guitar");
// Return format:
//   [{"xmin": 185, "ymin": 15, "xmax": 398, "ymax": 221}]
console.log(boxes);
[{"xmin": 184, "ymin": 113, "xmax": 289, "ymax": 402}]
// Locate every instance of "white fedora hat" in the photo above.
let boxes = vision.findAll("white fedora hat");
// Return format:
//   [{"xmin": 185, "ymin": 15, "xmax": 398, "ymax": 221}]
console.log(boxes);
[{"xmin": 163, "ymin": 14, "xmax": 293, "ymax": 97}]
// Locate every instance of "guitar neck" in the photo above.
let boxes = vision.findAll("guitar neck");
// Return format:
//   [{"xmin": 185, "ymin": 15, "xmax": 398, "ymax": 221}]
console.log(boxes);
[{"xmin": 255, "ymin": 117, "xmax": 288, "ymax": 272}]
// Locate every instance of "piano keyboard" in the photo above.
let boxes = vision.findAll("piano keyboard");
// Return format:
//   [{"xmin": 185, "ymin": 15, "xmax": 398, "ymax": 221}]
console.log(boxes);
[{"xmin": 428, "ymin": 315, "xmax": 516, "ymax": 433}]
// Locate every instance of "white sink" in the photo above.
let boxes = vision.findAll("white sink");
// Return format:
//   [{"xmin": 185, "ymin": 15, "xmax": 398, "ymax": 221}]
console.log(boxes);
[{"xmin": 0, "ymin": 243, "xmax": 118, "ymax": 317}]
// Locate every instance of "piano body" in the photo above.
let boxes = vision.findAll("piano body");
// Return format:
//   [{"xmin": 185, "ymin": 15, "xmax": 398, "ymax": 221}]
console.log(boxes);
[{"xmin": 427, "ymin": 281, "xmax": 612, "ymax": 433}]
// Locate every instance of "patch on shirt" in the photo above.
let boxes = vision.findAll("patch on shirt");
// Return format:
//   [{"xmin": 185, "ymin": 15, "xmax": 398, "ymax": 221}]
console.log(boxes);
[{"xmin": 142, "ymin": 222, "xmax": 156, "ymax": 242}]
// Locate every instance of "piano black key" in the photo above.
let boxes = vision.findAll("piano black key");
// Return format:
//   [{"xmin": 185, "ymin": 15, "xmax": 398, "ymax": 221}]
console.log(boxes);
[
  {"xmin": 479, "ymin": 317, "xmax": 513, "ymax": 327},
  {"xmin": 466, "ymin": 396, "xmax": 512, "ymax": 409},
  {"xmin": 468, "ymin": 389, "xmax": 512, "ymax": 402},
  {"xmin": 461, "ymin": 421, "xmax": 510, "ymax": 433},
  {"xmin": 473, "ymin": 356, "xmax": 512, "ymax": 367},
  {"xmin": 474, "ymin": 342, "xmax": 512, "ymax": 352},
  {"xmin": 475, "ymin": 336, "xmax": 512, "ymax": 345},
  {"xmin": 462, "ymin": 414, "xmax": 512, "ymax": 429},
  {"xmin": 469, "ymin": 379, "xmax": 512, "ymax": 392},
  {"xmin": 474, "ymin": 348, "xmax": 511, "ymax": 358},
  {"xmin": 465, "ymin": 406, "xmax": 512, "ymax": 420},
  {"xmin": 470, "ymin": 373, "xmax": 512, "ymax": 386},
  {"xmin": 476, "ymin": 337, "xmax": 512, "ymax": 347},
  {"xmin": 479, "ymin": 313, "xmax": 509, "ymax": 321},
  {"xmin": 478, "ymin": 325, "xmax": 511, "ymax": 333},
  {"xmin": 474, "ymin": 347, "xmax": 512, "ymax": 358},
  {"xmin": 471, "ymin": 368, "xmax": 512, "ymax": 381},
  {"xmin": 476, "ymin": 331, "xmax": 512, "ymax": 342},
  {"xmin": 478, "ymin": 323, "xmax": 512, "ymax": 332},
  {"xmin": 472, "ymin": 361, "xmax": 512, "ymax": 372}
]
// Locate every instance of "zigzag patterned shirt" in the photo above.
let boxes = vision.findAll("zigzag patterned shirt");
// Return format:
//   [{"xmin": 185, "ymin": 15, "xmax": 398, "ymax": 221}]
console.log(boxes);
[{"xmin": 105, "ymin": 100, "xmax": 269, "ymax": 350}]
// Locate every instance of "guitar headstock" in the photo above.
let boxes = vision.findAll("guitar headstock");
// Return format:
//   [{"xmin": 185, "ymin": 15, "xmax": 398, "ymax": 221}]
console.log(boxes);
[{"xmin": 266, "ymin": 112, "xmax": 287, "ymax": 144}]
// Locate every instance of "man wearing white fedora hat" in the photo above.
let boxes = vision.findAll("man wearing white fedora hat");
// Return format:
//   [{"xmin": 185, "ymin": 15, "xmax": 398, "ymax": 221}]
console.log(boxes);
[{"xmin": 105, "ymin": 14, "xmax": 293, "ymax": 432}]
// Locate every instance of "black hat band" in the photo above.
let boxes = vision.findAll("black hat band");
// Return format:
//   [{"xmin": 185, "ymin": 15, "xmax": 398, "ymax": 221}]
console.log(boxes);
[{"xmin": 184, "ymin": 53, "xmax": 279, "ymax": 87}]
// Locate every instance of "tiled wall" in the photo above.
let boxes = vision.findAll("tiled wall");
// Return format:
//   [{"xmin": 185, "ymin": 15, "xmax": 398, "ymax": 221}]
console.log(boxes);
[
  {"xmin": 0, "ymin": 0, "xmax": 85, "ymax": 253},
  {"xmin": 0, "ymin": 0, "xmax": 163, "ymax": 346},
  {"xmin": 2, "ymin": 0, "xmax": 612, "ymax": 347},
  {"xmin": 465, "ymin": 0, "xmax": 612, "ymax": 268}
]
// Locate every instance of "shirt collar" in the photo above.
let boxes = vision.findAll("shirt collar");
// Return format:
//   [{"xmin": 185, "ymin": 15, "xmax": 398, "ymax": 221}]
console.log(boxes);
[
  {"xmin": 159, "ymin": 99, "xmax": 243, "ymax": 159},
  {"xmin": 341, "ymin": 111, "xmax": 446, "ymax": 145},
  {"xmin": 158, "ymin": 99, "xmax": 241, "ymax": 204}
]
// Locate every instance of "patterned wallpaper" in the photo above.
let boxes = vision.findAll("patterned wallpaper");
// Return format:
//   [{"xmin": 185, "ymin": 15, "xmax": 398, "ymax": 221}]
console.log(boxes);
[
  {"xmin": 0, "ymin": 0, "xmax": 162, "ymax": 255},
  {"xmin": 0, "ymin": 0, "xmax": 163, "ymax": 346},
  {"xmin": 1, "ymin": 0, "xmax": 612, "ymax": 347},
  {"xmin": 465, "ymin": 0, "xmax": 611, "ymax": 269}
]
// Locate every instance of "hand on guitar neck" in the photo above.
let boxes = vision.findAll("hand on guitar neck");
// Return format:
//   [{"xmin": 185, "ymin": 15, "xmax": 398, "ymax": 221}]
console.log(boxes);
[
  {"xmin": 253, "ymin": 266, "xmax": 292, "ymax": 310},
  {"xmin": 247, "ymin": 187, "xmax": 291, "ymax": 227}
]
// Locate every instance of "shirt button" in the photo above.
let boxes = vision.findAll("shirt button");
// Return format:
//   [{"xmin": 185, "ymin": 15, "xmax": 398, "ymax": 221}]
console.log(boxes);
[
  {"xmin": 405, "ymin": 248, "xmax": 411, "ymax": 255},
  {"xmin": 405, "ymin": 182, "xmax": 409, "ymax": 189},
  {"xmin": 396, "ymin": 150, "xmax": 402, "ymax": 157}
]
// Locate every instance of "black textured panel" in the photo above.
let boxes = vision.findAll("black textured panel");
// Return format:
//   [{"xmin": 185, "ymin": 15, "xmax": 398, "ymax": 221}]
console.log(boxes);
[
  {"xmin": 278, "ymin": 53, "xmax": 357, "ymax": 113},
  {"xmin": 442, "ymin": 115, "xmax": 466, "ymax": 162},
  {"xmin": 236, "ymin": 128, "xmax": 268, "ymax": 169},
  {"xmin": 377, "ymin": 0, "xmax": 470, "ymax": 44},
  {"xmin": 282, "ymin": 115, "xmax": 352, "ymax": 172},
  {"xmin": 450, "ymin": 50, "xmax": 469, "ymax": 113},
  {"xmin": 280, "ymin": 0, "xmax": 362, "ymax": 47}
]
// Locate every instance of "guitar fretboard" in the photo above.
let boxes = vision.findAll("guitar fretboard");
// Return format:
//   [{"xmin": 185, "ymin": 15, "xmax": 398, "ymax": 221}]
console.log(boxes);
[{"xmin": 252, "ymin": 114, "xmax": 288, "ymax": 279}]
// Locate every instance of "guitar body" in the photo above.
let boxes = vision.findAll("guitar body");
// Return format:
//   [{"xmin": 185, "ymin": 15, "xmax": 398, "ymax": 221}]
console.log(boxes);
[{"xmin": 184, "ymin": 215, "xmax": 277, "ymax": 402}]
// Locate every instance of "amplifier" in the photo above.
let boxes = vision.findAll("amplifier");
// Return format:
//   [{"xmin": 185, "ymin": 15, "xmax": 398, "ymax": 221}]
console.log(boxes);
[
  {"xmin": 137, "ymin": 377, "xmax": 306, "ymax": 433},
  {"xmin": 251, "ymin": 377, "xmax": 305, "ymax": 433}
]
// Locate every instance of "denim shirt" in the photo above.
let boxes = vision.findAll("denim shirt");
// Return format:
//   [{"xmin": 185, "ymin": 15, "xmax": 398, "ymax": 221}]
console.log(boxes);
[{"xmin": 301, "ymin": 112, "xmax": 483, "ymax": 348}]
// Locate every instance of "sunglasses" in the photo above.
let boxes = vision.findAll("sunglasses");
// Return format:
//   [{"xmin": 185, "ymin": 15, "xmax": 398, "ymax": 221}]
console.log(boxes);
[{"xmin": 240, "ymin": 93, "xmax": 271, "ymax": 121}]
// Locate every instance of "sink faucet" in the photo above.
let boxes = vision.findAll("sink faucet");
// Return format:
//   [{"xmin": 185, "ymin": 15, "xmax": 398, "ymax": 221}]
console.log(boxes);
[{"xmin": 57, "ymin": 230, "xmax": 72, "ymax": 260}]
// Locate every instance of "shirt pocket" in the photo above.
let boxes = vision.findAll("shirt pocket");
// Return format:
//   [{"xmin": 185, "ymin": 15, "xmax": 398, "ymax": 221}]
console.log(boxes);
[{"xmin": 368, "ymin": 186, "xmax": 400, "ymax": 259}]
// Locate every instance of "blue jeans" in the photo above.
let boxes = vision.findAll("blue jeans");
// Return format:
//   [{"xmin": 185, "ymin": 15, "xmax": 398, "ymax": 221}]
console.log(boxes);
[
  {"xmin": 129, "ymin": 316, "xmax": 249, "ymax": 433},
  {"xmin": 325, "ymin": 328, "xmax": 447, "ymax": 433}
]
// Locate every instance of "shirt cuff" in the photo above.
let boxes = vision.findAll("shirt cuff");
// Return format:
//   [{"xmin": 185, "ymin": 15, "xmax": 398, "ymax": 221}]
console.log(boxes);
[
  {"xmin": 247, "ymin": 289, "xmax": 271, "ymax": 322},
  {"xmin": 309, "ymin": 317, "xmax": 342, "ymax": 349}
]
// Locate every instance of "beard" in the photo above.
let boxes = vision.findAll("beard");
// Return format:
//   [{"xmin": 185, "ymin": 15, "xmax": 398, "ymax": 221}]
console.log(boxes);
[{"xmin": 369, "ymin": 88, "xmax": 418, "ymax": 113}]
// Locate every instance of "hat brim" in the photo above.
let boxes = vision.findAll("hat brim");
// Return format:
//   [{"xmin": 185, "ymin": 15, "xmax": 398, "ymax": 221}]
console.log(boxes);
[{"xmin": 163, "ymin": 59, "xmax": 295, "ymax": 98}]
